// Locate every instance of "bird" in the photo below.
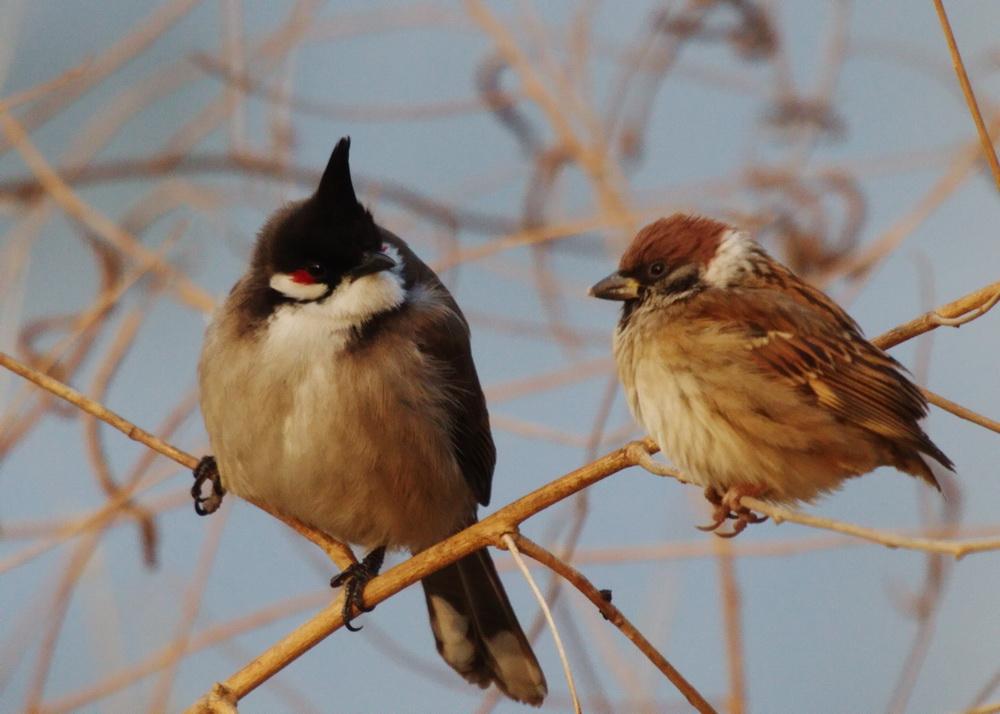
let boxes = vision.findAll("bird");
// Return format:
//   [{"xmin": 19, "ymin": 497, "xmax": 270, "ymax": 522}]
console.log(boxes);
[
  {"xmin": 196, "ymin": 137, "xmax": 547, "ymax": 705},
  {"xmin": 589, "ymin": 213, "xmax": 953, "ymax": 536}
]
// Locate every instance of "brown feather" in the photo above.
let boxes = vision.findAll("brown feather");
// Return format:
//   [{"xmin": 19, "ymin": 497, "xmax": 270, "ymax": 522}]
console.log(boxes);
[
  {"xmin": 690, "ymin": 287, "xmax": 952, "ymax": 484},
  {"xmin": 619, "ymin": 214, "xmax": 727, "ymax": 273}
]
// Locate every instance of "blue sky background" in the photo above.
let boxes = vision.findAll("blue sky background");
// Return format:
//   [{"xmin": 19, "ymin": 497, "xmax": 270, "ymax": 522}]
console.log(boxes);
[{"xmin": 1, "ymin": 2, "xmax": 999, "ymax": 713}]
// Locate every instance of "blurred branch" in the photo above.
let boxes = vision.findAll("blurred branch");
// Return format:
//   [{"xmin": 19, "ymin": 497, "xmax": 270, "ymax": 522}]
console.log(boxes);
[
  {"xmin": 714, "ymin": 537, "xmax": 746, "ymax": 714},
  {"xmin": 0, "ymin": 61, "xmax": 93, "ymax": 111},
  {"xmin": 820, "ymin": 111, "xmax": 1000, "ymax": 288},
  {"xmin": 81, "ymin": 301, "xmax": 160, "ymax": 568},
  {"xmin": 0, "ymin": 0, "xmax": 202, "ymax": 158},
  {"xmin": 194, "ymin": 51, "xmax": 517, "ymax": 122},
  {"xmin": 0, "ymin": 151, "xmax": 515, "ymax": 236},
  {"xmin": 463, "ymin": 0, "xmax": 634, "ymax": 234},
  {"xmin": 933, "ymin": 0, "xmax": 1000, "ymax": 197},
  {"xmin": 956, "ymin": 704, "xmax": 1000, "ymax": 714},
  {"xmin": 0, "ymin": 107, "xmax": 215, "ymax": 313}
]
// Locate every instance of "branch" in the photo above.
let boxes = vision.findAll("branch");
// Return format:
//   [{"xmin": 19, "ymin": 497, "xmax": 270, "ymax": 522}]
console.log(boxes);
[
  {"xmin": 501, "ymin": 534, "xmax": 580, "ymax": 714},
  {"xmin": 630, "ymin": 445, "xmax": 1000, "ymax": 559},
  {"xmin": 5, "ymin": 260, "xmax": 1000, "ymax": 708},
  {"xmin": 872, "ymin": 278, "xmax": 1000, "ymax": 350},
  {"xmin": 0, "ymin": 350, "xmax": 354, "ymax": 570},
  {"xmin": 511, "ymin": 534, "xmax": 720, "ymax": 714},
  {"xmin": 933, "ymin": 0, "xmax": 1000, "ymax": 197},
  {"xmin": 186, "ymin": 441, "xmax": 646, "ymax": 706}
]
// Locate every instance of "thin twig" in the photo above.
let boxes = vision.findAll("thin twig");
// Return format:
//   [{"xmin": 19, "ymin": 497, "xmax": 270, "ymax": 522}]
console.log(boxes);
[
  {"xmin": 511, "ymin": 534, "xmax": 719, "ymax": 714},
  {"xmin": 931, "ymin": 288, "xmax": 1000, "ymax": 327},
  {"xmin": 630, "ymin": 444, "xmax": 1000, "ymax": 558},
  {"xmin": 501, "ymin": 534, "xmax": 580, "ymax": 714},
  {"xmin": 922, "ymin": 388, "xmax": 1000, "ymax": 436},
  {"xmin": 933, "ymin": 0, "xmax": 1000, "ymax": 196},
  {"xmin": 0, "ymin": 350, "xmax": 196, "ymax": 469},
  {"xmin": 872, "ymin": 278, "xmax": 1000, "ymax": 350}
]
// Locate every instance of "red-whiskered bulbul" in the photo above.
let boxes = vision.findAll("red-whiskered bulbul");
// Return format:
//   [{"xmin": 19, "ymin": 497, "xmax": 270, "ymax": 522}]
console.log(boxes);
[{"xmin": 196, "ymin": 138, "xmax": 547, "ymax": 705}]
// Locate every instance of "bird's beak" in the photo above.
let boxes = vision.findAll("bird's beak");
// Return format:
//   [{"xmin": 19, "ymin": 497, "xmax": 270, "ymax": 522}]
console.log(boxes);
[
  {"xmin": 588, "ymin": 272, "xmax": 640, "ymax": 301},
  {"xmin": 351, "ymin": 250, "xmax": 397, "ymax": 279}
]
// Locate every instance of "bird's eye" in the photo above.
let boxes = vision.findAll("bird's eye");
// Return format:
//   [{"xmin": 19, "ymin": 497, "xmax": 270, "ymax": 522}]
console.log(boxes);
[
  {"xmin": 648, "ymin": 261, "xmax": 667, "ymax": 278},
  {"xmin": 305, "ymin": 262, "xmax": 327, "ymax": 281}
]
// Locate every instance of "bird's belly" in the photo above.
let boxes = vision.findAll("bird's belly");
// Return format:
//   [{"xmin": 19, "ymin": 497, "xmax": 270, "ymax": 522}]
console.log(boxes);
[
  {"xmin": 625, "ymin": 353, "xmax": 863, "ymax": 504},
  {"xmin": 207, "ymin": 344, "xmax": 472, "ymax": 552},
  {"xmin": 631, "ymin": 364, "xmax": 751, "ymax": 485}
]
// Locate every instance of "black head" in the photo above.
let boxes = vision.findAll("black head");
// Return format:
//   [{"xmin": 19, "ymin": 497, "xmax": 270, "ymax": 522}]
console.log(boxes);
[{"xmin": 251, "ymin": 137, "xmax": 396, "ymax": 304}]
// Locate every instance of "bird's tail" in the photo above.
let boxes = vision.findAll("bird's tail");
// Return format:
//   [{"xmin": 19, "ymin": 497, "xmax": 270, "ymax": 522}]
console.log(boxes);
[
  {"xmin": 421, "ymin": 547, "xmax": 547, "ymax": 706},
  {"xmin": 894, "ymin": 435, "xmax": 953, "ymax": 492}
]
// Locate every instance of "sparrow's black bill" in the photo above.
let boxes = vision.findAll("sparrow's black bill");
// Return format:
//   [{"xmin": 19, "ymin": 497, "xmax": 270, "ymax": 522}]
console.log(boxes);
[
  {"xmin": 351, "ymin": 250, "xmax": 397, "ymax": 279},
  {"xmin": 588, "ymin": 272, "xmax": 640, "ymax": 301}
]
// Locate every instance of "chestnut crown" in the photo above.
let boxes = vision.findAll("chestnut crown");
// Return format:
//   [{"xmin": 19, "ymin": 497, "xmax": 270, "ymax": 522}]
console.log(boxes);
[{"xmin": 618, "ymin": 214, "xmax": 728, "ymax": 275}]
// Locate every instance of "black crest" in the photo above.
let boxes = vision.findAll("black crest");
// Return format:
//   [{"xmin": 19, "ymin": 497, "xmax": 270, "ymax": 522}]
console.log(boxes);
[{"xmin": 316, "ymin": 137, "xmax": 364, "ymax": 221}]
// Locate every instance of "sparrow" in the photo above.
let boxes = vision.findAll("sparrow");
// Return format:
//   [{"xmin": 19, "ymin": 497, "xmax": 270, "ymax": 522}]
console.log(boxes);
[
  {"xmin": 196, "ymin": 138, "xmax": 547, "ymax": 704},
  {"xmin": 589, "ymin": 213, "xmax": 953, "ymax": 536}
]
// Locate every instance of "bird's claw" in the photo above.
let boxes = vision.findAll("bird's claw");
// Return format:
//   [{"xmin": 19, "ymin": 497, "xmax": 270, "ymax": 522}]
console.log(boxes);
[
  {"xmin": 331, "ymin": 546, "xmax": 386, "ymax": 631},
  {"xmin": 697, "ymin": 486, "xmax": 768, "ymax": 537},
  {"xmin": 192, "ymin": 456, "xmax": 226, "ymax": 516},
  {"xmin": 695, "ymin": 505, "xmax": 733, "ymax": 533},
  {"xmin": 714, "ymin": 510, "xmax": 768, "ymax": 538}
]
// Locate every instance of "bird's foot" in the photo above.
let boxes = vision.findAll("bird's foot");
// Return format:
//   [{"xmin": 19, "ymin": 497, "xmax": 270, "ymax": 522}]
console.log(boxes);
[
  {"xmin": 696, "ymin": 485, "xmax": 768, "ymax": 538},
  {"xmin": 330, "ymin": 546, "xmax": 386, "ymax": 631},
  {"xmin": 192, "ymin": 456, "xmax": 226, "ymax": 516}
]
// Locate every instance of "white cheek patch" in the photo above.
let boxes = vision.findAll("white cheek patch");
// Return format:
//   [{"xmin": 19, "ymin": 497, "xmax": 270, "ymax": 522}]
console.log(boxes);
[
  {"xmin": 265, "ymin": 266, "xmax": 406, "ymax": 354},
  {"xmin": 265, "ymin": 247, "xmax": 406, "ymax": 356},
  {"xmin": 703, "ymin": 228, "xmax": 757, "ymax": 288},
  {"xmin": 269, "ymin": 272, "xmax": 328, "ymax": 301},
  {"xmin": 322, "ymin": 269, "xmax": 404, "ymax": 325}
]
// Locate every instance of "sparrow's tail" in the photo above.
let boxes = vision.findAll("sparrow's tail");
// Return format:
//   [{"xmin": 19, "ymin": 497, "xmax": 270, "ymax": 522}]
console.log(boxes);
[
  {"xmin": 421, "ymin": 547, "xmax": 547, "ymax": 706},
  {"xmin": 893, "ymin": 434, "xmax": 953, "ymax": 492}
]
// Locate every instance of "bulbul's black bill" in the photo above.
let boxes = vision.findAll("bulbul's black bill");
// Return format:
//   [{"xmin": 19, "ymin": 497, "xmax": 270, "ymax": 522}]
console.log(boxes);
[{"xmin": 351, "ymin": 250, "xmax": 397, "ymax": 279}]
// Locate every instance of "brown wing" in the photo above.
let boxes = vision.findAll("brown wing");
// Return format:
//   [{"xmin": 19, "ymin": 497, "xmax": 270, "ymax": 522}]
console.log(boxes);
[
  {"xmin": 693, "ymin": 286, "xmax": 953, "ymax": 471},
  {"xmin": 384, "ymin": 230, "xmax": 497, "ymax": 506}
]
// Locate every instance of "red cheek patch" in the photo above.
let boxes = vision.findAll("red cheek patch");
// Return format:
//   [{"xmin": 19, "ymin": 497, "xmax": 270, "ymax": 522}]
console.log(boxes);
[{"xmin": 290, "ymin": 269, "xmax": 316, "ymax": 285}]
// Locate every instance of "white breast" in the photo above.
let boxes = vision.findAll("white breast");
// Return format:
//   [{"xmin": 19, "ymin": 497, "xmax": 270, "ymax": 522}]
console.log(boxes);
[{"xmin": 199, "ymin": 275, "xmax": 474, "ymax": 551}]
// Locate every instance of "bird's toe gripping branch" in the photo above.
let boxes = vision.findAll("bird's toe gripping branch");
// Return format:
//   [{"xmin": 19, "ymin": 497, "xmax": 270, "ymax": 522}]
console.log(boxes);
[
  {"xmin": 192, "ymin": 455, "xmax": 226, "ymax": 516},
  {"xmin": 330, "ymin": 545, "xmax": 387, "ymax": 632},
  {"xmin": 696, "ymin": 485, "xmax": 768, "ymax": 538}
]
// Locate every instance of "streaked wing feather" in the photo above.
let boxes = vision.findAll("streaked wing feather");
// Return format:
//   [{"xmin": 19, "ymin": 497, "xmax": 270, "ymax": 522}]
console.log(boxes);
[{"xmin": 695, "ymin": 288, "xmax": 935, "ymax": 451}]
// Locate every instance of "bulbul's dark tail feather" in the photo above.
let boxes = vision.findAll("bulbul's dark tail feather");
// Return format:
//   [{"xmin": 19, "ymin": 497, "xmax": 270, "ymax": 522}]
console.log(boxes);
[{"xmin": 422, "ymin": 548, "xmax": 547, "ymax": 706}]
